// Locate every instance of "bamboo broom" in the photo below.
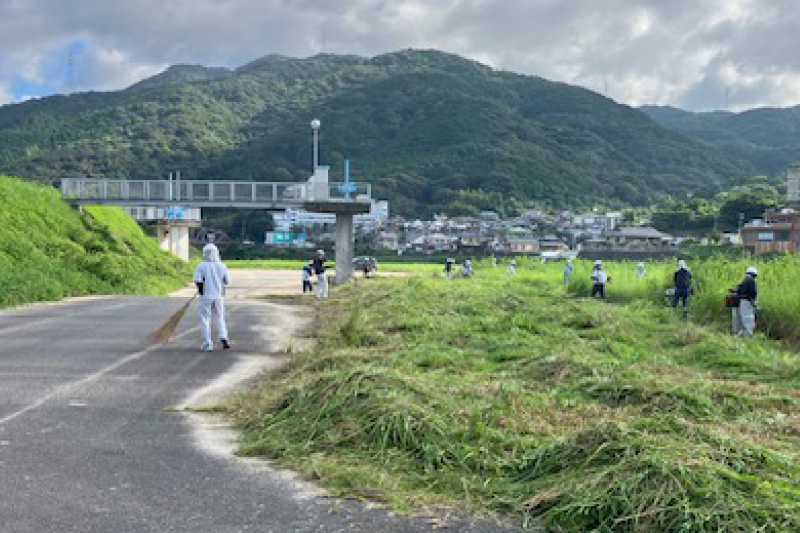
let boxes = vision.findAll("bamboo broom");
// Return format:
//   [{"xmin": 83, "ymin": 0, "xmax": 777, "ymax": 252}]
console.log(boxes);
[{"xmin": 151, "ymin": 294, "xmax": 197, "ymax": 344}]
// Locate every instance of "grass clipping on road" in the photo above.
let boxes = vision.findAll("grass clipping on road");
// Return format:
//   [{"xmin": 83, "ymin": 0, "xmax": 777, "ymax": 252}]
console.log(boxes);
[{"xmin": 227, "ymin": 269, "xmax": 800, "ymax": 532}]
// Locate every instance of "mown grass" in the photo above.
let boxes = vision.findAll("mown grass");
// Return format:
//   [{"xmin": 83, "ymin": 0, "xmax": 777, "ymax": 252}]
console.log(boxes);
[
  {"xmin": 228, "ymin": 262, "xmax": 800, "ymax": 531},
  {"xmin": 227, "ymin": 259, "xmax": 441, "ymax": 272},
  {"xmin": 0, "ymin": 177, "xmax": 189, "ymax": 307}
]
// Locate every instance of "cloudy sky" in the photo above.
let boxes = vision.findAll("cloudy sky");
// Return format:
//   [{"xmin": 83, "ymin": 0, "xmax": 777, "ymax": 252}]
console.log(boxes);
[{"xmin": 2, "ymin": 0, "xmax": 800, "ymax": 111}]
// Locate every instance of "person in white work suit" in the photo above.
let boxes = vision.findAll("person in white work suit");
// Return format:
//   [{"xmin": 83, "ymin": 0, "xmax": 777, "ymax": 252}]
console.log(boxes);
[{"xmin": 194, "ymin": 243, "xmax": 230, "ymax": 352}]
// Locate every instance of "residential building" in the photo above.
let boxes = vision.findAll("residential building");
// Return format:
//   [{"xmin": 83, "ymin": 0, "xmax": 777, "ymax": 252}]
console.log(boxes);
[
  {"xmin": 538, "ymin": 236, "xmax": 569, "ymax": 254},
  {"xmin": 740, "ymin": 209, "xmax": 800, "ymax": 254},
  {"xmin": 506, "ymin": 238, "xmax": 540, "ymax": 254},
  {"xmin": 379, "ymin": 231, "xmax": 400, "ymax": 250},
  {"xmin": 603, "ymin": 227, "xmax": 674, "ymax": 248},
  {"xmin": 273, "ymin": 200, "xmax": 389, "ymax": 231}
]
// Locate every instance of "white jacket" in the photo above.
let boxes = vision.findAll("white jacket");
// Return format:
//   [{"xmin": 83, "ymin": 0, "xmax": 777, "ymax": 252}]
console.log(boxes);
[{"xmin": 193, "ymin": 244, "xmax": 230, "ymax": 299}]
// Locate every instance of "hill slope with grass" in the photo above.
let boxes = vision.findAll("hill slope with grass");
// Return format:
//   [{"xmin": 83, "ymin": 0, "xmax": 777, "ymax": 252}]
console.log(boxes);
[
  {"xmin": 0, "ymin": 50, "xmax": 748, "ymax": 215},
  {"xmin": 228, "ymin": 261, "xmax": 800, "ymax": 531},
  {"xmin": 0, "ymin": 177, "xmax": 189, "ymax": 307}
]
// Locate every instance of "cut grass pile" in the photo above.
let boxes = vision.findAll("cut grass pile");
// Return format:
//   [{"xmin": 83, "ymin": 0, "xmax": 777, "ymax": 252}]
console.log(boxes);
[
  {"xmin": 228, "ymin": 265, "xmax": 800, "ymax": 531},
  {"xmin": 0, "ymin": 177, "xmax": 189, "ymax": 307},
  {"xmin": 226, "ymin": 259, "xmax": 441, "ymax": 273}
]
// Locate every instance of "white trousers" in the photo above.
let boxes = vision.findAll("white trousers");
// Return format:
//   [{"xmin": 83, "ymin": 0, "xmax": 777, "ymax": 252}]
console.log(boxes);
[
  {"xmin": 732, "ymin": 299, "xmax": 755, "ymax": 338},
  {"xmin": 317, "ymin": 274, "xmax": 329, "ymax": 299},
  {"xmin": 199, "ymin": 297, "xmax": 228, "ymax": 347}
]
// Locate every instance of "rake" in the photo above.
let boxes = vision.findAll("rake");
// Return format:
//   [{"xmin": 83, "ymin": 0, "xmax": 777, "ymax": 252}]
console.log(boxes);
[{"xmin": 151, "ymin": 294, "xmax": 197, "ymax": 344}]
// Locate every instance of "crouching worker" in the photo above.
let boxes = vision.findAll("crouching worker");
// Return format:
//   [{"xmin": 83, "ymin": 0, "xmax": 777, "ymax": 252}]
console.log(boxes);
[
  {"xmin": 194, "ymin": 243, "xmax": 231, "ymax": 351},
  {"xmin": 302, "ymin": 262, "xmax": 314, "ymax": 293},
  {"xmin": 732, "ymin": 266, "xmax": 758, "ymax": 338}
]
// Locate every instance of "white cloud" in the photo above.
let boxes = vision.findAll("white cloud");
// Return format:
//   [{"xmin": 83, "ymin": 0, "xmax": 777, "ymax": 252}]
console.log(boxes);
[
  {"xmin": 0, "ymin": 85, "xmax": 11, "ymax": 106},
  {"xmin": 1, "ymin": 0, "xmax": 800, "ymax": 110}
]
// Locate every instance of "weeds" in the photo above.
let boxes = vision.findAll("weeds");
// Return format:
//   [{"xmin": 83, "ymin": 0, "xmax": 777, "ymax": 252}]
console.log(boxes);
[{"xmin": 228, "ymin": 263, "xmax": 800, "ymax": 531}]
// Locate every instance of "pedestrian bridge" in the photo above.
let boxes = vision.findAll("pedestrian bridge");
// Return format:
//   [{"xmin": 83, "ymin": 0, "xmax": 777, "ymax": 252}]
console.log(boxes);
[
  {"xmin": 60, "ymin": 177, "xmax": 371, "ymax": 283},
  {"xmin": 60, "ymin": 178, "xmax": 372, "ymax": 211}
]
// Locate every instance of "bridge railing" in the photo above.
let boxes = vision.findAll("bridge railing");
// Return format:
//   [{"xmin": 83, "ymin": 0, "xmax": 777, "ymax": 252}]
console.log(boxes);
[{"xmin": 60, "ymin": 179, "xmax": 372, "ymax": 205}]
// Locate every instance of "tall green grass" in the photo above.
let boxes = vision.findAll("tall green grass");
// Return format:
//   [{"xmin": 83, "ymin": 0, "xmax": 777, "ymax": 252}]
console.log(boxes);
[
  {"xmin": 229, "ymin": 264, "xmax": 800, "ymax": 531},
  {"xmin": 561, "ymin": 256, "xmax": 800, "ymax": 342},
  {"xmin": 0, "ymin": 177, "xmax": 189, "ymax": 307}
]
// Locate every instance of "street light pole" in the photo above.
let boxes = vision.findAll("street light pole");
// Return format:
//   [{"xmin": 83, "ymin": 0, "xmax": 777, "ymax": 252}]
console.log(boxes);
[{"xmin": 310, "ymin": 119, "xmax": 321, "ymax": 171}]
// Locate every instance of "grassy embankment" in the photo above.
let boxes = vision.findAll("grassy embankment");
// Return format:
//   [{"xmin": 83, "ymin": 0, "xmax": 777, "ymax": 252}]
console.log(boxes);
[
  {"xmin": 228, "ymin": 259, "xmax": 800, "ymax": 531},
  {"xmin": 0, "ymin": 177, "xmax": 189, "ymax": 307},
  {"xmin": 226, "ymin": 259, "xmax": 441, "ymax": 273}
]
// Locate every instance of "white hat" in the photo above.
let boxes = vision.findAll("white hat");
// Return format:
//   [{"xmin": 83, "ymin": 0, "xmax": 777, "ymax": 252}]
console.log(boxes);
[
  {"xmin": 594, "ymin": 260, "xmax": 602, "ymax": 266},
  {"xmin": 678, "ymin": 260, "xmax": 687, "ymax": 269},
  {"xmin": 746, "ymin": 266, "xmax": 758, "ymax": 275}
]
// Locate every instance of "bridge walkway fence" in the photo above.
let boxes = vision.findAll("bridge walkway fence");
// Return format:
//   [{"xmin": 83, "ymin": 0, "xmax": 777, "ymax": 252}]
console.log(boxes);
[{"xmin": 60, "ymin": 178, "xmax": 371, "ymax": 208}]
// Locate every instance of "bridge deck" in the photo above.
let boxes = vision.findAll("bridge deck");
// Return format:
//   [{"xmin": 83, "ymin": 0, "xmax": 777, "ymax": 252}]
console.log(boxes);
[{"xmin": 60, "ymin": 178, "xmax": 372, "ymax": 212}]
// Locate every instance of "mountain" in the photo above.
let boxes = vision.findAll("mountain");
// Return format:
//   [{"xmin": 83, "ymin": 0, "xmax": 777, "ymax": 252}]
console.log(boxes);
[
  {"xmin": 126, "ymin": 64, "xmax": 232, "ymax": 92},
  {"xmin": 0, "ymin": 50, "xmax": 750, "ymax": 216},
  {"xmin": 641, "ymin": 105, "xmax": 800, "ymax": 175}
]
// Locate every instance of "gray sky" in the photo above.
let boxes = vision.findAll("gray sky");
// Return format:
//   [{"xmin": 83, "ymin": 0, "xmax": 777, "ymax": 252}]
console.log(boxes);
[{"xmin": 2, "ymin": 0, "xmax": 800, "ymax": 111}]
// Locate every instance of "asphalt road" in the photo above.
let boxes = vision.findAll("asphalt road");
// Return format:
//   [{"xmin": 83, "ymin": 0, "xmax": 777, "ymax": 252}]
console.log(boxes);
[{"xmin": 0, "ymin": 272, "xmax": 526, "ymax": 533}]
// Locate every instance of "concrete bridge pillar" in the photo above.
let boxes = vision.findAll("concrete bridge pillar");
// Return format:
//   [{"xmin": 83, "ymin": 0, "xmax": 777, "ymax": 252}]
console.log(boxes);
[
  {"xmin": 155, "ymin": 221, "xmax": 198, "ymax": 262},
  {"xmin": 334, "ymin": 212, "xmax": 354, "ymax": 285}
]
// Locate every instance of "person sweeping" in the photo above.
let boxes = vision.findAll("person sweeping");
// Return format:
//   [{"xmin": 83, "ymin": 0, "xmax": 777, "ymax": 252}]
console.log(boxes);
[{"xmin": 194, "ymin": 243, "xmax": 231, "ymax": 351}]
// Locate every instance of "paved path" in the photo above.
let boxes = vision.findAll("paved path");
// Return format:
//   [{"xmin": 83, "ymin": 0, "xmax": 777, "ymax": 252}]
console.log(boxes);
[{"xmin": 0, "ymin": 271, "xmax": 525, "ymax": 532}]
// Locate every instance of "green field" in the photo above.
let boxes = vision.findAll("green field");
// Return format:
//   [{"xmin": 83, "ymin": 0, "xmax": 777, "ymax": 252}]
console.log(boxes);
[
  {"xmin": 0, "ymin": 177, "xmax": 189, "ymax": 308},
  {"xmin": 229, "ymin": 258, "xmax": 800, "ymax": 531},
  {"xmin": 226, "ymin": 259, "xmax": 442, "ymax": 273}
]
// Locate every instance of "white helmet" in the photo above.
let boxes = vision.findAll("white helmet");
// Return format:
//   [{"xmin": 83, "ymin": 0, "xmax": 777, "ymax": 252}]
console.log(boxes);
[
  {"xmin": 746, "ymin": 266, "xmax": 758, "ymax": 276},
  {"xmin": 678, "ymin": 260, "xmax": 687, "ymax": 269}
]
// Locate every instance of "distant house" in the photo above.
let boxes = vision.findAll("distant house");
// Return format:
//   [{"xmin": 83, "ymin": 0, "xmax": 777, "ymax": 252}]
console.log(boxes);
[
  {"xmin": 379, "ymin": 231, "xmax": 399, "ymax": 250},
  {"xmin": 410, "ymin": 233, "xmax": 455, "ymax": 252},
  {"xmin": 506, "ymin": 238, "xmax": 540, "ymax": 254},
  {"xmin": 604, "ymin": 227, "xmax": 674, "ymax": 248},
  {"xmin": 740, "ymin": 209, "xmax": 800, "ymax": 254},
  {"xmin": 457, "ymin": 233, "xmax": 492, "ymax": 253},
  {"xmin": 538, "ymin": 237, "xmax": 569, "ymax": 254}
]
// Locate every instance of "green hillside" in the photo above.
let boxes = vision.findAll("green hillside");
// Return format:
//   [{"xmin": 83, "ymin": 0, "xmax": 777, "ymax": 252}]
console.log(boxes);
[
  {"xmin": 0, "ymin": 177, "xmax": 189, "ymax": 307},
  {"xmin": 0, "ymin": 50, "xmax": 751, "ymax": 215},
  {"xmin": 642, "ymin": 105, "xmax": 800, "ymax": 174}
]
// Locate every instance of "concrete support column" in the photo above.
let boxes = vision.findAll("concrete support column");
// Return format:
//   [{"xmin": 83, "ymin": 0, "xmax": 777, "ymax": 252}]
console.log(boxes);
[
  {"xmin": 155, "ymin": 223, "xmax": 192, "ymax": 262},
  {"xmin": 334, "ymin": 212, "xmax": 355, "ymax": 285},
  {"xmin": 157, "ymin": 225, "xmax": 171, "ymax": 254},
  {"xmin": 173, "ymin": 225, "xmax": 190, "ymax": 262}
]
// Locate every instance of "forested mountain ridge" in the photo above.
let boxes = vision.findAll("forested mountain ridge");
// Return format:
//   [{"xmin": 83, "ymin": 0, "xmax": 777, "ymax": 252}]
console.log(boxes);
[
  {"xmin": 641, "ymin": 105, "xmax": 800, "ymax": 175},
  {"xmin": 0, "ymin": 49, "xmax": 750, "ymax": 216}
]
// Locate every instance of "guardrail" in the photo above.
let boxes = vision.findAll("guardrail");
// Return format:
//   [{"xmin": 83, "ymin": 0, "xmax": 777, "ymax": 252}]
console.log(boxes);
[{"xmin": 60, "ymin": 178, "xmax": 372, "ymax": 205}]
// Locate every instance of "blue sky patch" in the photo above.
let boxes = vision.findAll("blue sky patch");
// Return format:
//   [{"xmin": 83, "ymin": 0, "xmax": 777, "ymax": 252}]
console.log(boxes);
[{"xmin": 12, "ymin": 39, "xmax": 88, "ymax": 101}]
